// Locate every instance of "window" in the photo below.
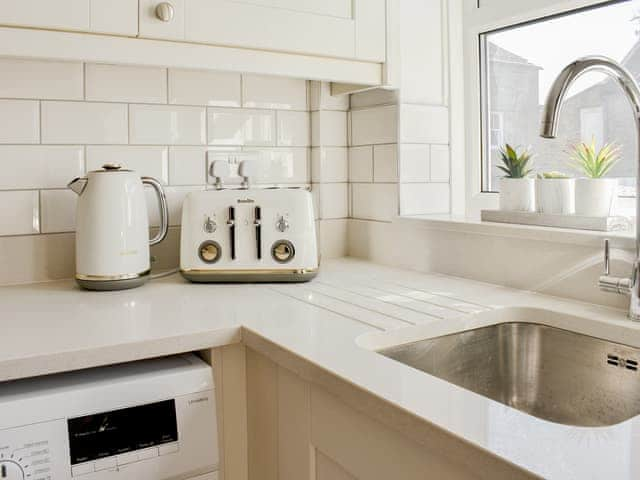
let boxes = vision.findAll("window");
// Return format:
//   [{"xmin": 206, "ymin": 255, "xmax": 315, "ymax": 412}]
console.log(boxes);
[{"xmin": 480, "ymin": 0, "xmax": 640, "ymax": 195}]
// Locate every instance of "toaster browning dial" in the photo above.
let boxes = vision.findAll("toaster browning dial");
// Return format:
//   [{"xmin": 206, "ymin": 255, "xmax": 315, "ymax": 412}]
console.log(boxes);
[
  {"xmin": 199, "ymin": 241, "xmax": 221, "ymax": 264},
  {"xmin": 271, "ymin": 240, "xmax": 295, "ymax": 263}
]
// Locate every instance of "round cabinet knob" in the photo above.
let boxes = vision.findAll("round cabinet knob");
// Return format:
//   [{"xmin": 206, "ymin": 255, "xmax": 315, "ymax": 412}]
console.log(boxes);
[
  {"xmin": 155, "ymin": 2, "xmax": 175, "ymax": 22},
  {"xmin": 203, "ymin": 217, "xmax": 217, "ymax": 233},
  {"xmin": 199, "ymin": 241, "xmax": 221, "ymax": 264},
  {"xmin": 272, "ymin": 240, "xmax": 295, "ymax": 263},
  {"xmin": 0, "ymin": 461, "xmax": 25, "ymax": 480},
  {"xmin": 276, "ymin": 216, "xmax": 290, "ymax": 233}
]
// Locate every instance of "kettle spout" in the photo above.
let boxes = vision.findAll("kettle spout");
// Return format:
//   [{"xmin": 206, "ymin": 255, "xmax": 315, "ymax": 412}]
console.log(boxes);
[{"xmin": 68, "ymin": 177, "xmax": 88, "ymax": 195}]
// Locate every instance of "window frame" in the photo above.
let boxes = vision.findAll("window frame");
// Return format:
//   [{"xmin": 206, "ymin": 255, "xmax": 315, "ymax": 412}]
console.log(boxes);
[{"xmin": 463, "ymin": 0, "xmax": 630, "ymax": 216}]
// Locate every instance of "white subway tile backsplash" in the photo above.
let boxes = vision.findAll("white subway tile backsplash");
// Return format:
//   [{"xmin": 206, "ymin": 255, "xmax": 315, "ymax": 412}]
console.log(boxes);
[
  {"xmin": 146, "ymin": 186, "xmax": 204, "ymax": 227},
  {"xmin": 351, "ymin": 183, "xmax": 398, "ymax": 222},
  {"xmin": 277, "ymin": 111, "xmax": 310, "ymax": 147},
  {"xmin": 208, "ymin": 108, "xmax": 275, "ymax": 146},
  {"xmin": 169, "ymin": 69, "xmax": 241, "ymax": 107},
  {"xmin": 242, "ymin": 75, "xmax": 308, "ymax": 110},
  {"xmin": 400, "ymin": 104, "xmax": 449, "ymax": 144},
  {"xmin": 311, "ymin": 147, "xmax": 348, "ymax": 183},
  {"xmin": 318, "ymin": 183, "xmax": 348, "ymax": 219},
  {"xmin": 0, "ymin": 190, "xmax": 39, "ymax": 235},
  {"xmin": 86, "ymin": 146, "xmax": 169, "ymax": 183},
  {"xmin": 399, "ymin": 144, "xmax": 429, "ymax": 183},
  {"xmin": 42, "ymin": 101, "xmax": 128, "ymax": 144},
  {"xmin": 0, "ymin": 100, "xmax": 40, "ymax": 144},
  {"xmin": 350, "ymin": 105, "xmax": 397, "ymax": 146},
  {"xmin": 244, "ymin": 147, "xmax": 309, "ymax": 184},
  {"xmin": 309, "ymin": 81, "xmax": 349, "ymax": 112},
  {"xmin": 0, "ymin": 59, "xmax": 83, "ymax": 100},
  {"xmin": 311, "ymin": 111, "xmax": 347, "ymax": 147},
  {"xmin": 129, "ymin": 104, "xmax": 206, "ymax": 145},
  {"xmin": 318, "ymin": 218, "xmax": 348, "ymax": 258},
  {"xmin": 430, "ymin": 145, "xmax": 450, "ymax": 182},
  {"xmin": 0, "ymin": 146, "xmax": 84, "ymax": 189},
  {"xmin": 373, "ymin": 144, "xmax": 398, "ymax": 183},
  {"xmin": 169, "ymin": 147, "xmax": 208, "ymax": 185},
  {"xmin": 400, "ymin": 183, "xmax": 450, "ymax": 215},
  {"xmin": 349, "ymin": 146, "xmax": 373, "ymax": 183},
  {"xmin": 86, "ymin": 64, "xmax": 167, "ymax": 104},
  {"xmin": 40, "ymin": 189, "xmax": 77, "ymax": 233}
]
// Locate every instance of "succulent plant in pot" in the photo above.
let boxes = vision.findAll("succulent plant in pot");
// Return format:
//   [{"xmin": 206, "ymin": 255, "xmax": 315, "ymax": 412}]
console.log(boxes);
[
  {"xmin": 569, "ymin": 139, "xmax": 620, "ymax": 217},
  {"xmin": 497, "ymin": 144, "xmax": 535, "ymax": 212},
  {"xmin": 535, "ymin": 171, "xmax": 575, "ymax": 215}
]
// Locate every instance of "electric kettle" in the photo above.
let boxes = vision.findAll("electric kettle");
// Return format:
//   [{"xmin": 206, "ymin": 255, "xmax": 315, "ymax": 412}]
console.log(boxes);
[{"xmin": 68, "ymin": 163, "xmax": 168, "ymax": 291}]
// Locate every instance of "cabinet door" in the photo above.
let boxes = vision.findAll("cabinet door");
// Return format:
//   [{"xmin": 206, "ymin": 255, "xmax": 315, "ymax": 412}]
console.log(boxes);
[
  {"xmin": 138, "ymin": 0, "xmax": 385, "ymax": 62},
  {"xmin": 0, "ymin": 0, "xmax": 138, "ymax": 36},
  {"xmin": 0, "ymin": 0, "xmax": 90, "ymax": 32}
]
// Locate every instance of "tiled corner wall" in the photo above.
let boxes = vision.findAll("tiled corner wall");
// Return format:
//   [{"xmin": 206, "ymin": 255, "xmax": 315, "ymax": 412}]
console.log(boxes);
[
  {"xmin": 310, "ymin": 82, "xmax": 350, "ymax": 258},
  {"xmin": 0, "ymin": 57, "xmax": 315, "ymax": 284},
  {"xmin": 347, "ymin": 0, "xmax": 452, "ymax": 224}
]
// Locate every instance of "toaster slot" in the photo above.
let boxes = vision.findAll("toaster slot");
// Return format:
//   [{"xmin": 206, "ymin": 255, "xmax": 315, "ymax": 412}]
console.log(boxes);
[
  {"xmin": 227, "ymin": 206, "xmax": 236, "ymax": 260},
  {"xmin": 254, "ymin": 206, "xmax": 262, "ymax": 260}
]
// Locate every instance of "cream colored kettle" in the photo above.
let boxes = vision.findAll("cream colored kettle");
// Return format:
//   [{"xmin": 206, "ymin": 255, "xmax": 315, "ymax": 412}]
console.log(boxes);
[{"xmin": 68, "ymin": 163, "xmax": 168, "ymax": 291}]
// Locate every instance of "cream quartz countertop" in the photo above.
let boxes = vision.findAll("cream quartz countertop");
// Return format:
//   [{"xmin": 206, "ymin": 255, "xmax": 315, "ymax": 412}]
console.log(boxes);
[{"xmin": 2, "ymin": 258, "xmax": 640, "ymax": 479}]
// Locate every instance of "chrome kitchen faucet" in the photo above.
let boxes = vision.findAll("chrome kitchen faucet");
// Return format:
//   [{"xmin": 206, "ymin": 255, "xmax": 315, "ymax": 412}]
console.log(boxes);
[{"xmin": 540, "ymin": 56, "xmax": 640, "ymax": 321}]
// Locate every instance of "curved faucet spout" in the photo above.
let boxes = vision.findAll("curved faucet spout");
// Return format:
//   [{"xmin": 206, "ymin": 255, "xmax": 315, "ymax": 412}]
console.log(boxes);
[
  {"xmin": 539, "ymin": 55, "xmax": 640, "ymax": 321},
  {"xmin": 540, "ymin": 55, "xmax": 640, "ymax": 138}
]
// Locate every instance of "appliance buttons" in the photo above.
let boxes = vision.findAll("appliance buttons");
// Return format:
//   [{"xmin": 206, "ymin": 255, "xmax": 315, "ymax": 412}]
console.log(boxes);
[
  {"xmin": 203, "ymin": 217, "xmax": 217, "ymax": 233},
  {"xmin": 158, "ymin": 443, "xmax": 179, "ymax": 456},
  {"xmin": 199, "ymin": 241, "xmax": 222, "ymax": 264},
  {"xmin": 138, "ymin": 447, "xmax": 159, "ymax": 460},
  {"xmin": 94, "ymin": 457, "xmax": 117, "ymax": 471},
  {"xmin": 71, "ymin": 462, "xmax": 94, "ymax": 476},
  {"xmin": 276, "ymin": 216, "xmax": 289, "ymax": 232},
  {"xmin": 116, "ymin": 452, "xmax": 139, "ymax": 466},
  {"xmin": 271, "ymin": 240, "xmax": 295, "ymax": 263}
]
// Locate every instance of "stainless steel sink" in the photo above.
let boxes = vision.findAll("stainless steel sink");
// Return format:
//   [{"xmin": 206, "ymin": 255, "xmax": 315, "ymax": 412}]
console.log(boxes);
[{"xmin": 379, "ymin": 322, "xmax": 640, "ymax": 427}]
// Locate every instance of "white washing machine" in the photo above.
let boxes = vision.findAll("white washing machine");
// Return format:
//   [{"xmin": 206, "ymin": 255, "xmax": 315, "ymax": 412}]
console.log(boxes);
[{"xmin": 0, "ymin": 354, "xmax": 219, "ymax": 480}]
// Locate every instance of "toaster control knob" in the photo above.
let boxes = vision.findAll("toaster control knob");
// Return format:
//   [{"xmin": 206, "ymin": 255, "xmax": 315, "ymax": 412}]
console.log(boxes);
[
  {"xmin": 199, "ymin": 241, "xmax": 221, "ymax": 264},
  {"xmin": 203, "ymin": 217, "xmax": 217, "ymax": 233},
  {"xmin": 276, "ymin": 216, "xmax": 289, "ymax": 232},
  {"xmin": 0, "ymin": 461, "xmax": 24, "ymax": 480},
  {"xmin": 272, "ymin": 240, "xmax": 295, "ymax": 263}
]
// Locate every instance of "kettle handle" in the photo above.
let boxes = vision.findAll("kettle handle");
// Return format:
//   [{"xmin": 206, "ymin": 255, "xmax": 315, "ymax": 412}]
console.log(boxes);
[{"xmin": 142, "ymin": 177, "xmax": 169, "ymax": 246}]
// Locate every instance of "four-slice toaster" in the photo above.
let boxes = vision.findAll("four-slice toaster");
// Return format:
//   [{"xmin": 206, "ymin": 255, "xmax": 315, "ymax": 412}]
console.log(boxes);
[{"xmin": 180, "ymin": 184, "xmax": 318, "ymax": 283}]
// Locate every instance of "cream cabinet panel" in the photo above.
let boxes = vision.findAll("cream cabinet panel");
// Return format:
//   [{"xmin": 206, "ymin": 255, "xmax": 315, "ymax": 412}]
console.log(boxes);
[
  {"xmin": 0, "ymin": 0, "xmax": 90, "ymax": 32},
  {"xmin": 316, "ymin": 451, "xmax": 357, "ymax": 480},
  {"xmin": 139, "ymin": 0, "xmax": 185, "ymax": 40},
  {"xmin": 89, "ymin": 0, "xmax": 138, "ymax": 36},
  {"xmin": 137, "ymin": 0, "xmax": 387, "ymax": 62}
]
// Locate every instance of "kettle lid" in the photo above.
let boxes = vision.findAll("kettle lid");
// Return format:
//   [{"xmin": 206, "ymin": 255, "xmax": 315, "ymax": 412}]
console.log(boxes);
[{"xmin": 90, "ymin": 163, "xmax": 133, "ymax": 173}]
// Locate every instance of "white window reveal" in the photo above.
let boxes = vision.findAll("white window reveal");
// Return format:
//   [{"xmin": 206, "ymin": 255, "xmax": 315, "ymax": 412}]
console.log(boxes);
[{"xmin": 465, "ymin": 0, "xmax": 640, "ymax": 213}]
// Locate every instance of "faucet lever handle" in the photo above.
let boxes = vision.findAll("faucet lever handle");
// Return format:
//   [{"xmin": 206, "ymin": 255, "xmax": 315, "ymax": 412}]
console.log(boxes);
[{"xmin": 604, "ymin": 239, "xmax": 610, "ymax": 275}]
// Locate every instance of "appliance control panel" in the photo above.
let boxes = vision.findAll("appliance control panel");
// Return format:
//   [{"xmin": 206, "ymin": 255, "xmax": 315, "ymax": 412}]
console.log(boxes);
[{"xmin": 0, "ymin": 355, "xmax": 218, "ymax": 480}]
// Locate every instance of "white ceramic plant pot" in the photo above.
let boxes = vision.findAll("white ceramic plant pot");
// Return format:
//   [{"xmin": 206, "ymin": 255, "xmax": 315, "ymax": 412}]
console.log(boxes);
[
  {"xmin": 499, "ymin": 177, "xmax": 535, "ymax": 212},
  {"xmin": 574, "ymin": 178, "xmax": 617, "ymax": 217},
  {"xmin": 536, "ymin": 178, "xmax": 575, "ymax": 215}
]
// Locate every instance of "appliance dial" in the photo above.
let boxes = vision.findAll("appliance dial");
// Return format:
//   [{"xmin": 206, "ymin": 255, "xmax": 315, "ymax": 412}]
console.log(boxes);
[
  {"xmin": 276, "ymin": 216, "xmax": 290, "ymax": 232},
  {"xmin": 199, "ymin": 241, "xmax": 221, "ymax": 264},
  {"xmin": 271, "ymin": 240, "xmax": 295, "ymax": 263},
  {"xmin": 0, "ymin": 461, "xmax": 24, "ymax": 480},
  {"xmin": 203, "ymin": 217, "xmax": 217, "ymax": 233}
]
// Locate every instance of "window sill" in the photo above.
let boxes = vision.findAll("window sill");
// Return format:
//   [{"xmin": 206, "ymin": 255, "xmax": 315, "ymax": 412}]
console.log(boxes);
[{"xmin": 395, "ymin": 214, "xmax": 636, "ymax": 250}]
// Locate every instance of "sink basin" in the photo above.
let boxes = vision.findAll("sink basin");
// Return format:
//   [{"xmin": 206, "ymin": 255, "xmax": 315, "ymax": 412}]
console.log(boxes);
[{"xmin": 379, "ymin": 322, "xmax": 640, "ymax": 427}]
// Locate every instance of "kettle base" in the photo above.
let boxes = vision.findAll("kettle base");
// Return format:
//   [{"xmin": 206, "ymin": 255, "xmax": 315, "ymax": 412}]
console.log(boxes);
[{"xmin": 75, "ymin": 273, "xmax": 150, "ymax": 291}]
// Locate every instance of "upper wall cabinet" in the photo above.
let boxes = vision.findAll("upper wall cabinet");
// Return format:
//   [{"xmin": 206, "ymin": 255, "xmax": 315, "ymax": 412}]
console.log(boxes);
[
  {"xmin": 0, "ymin": 0, "xmax": 387, "ymax": 86},
  {"xmin": 0, "ymin": 0, "xmax": 138, "ymax": 36},
  {"xmin": 139, "ymin": 0, "xmax": 386, "ymax": 62}
]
